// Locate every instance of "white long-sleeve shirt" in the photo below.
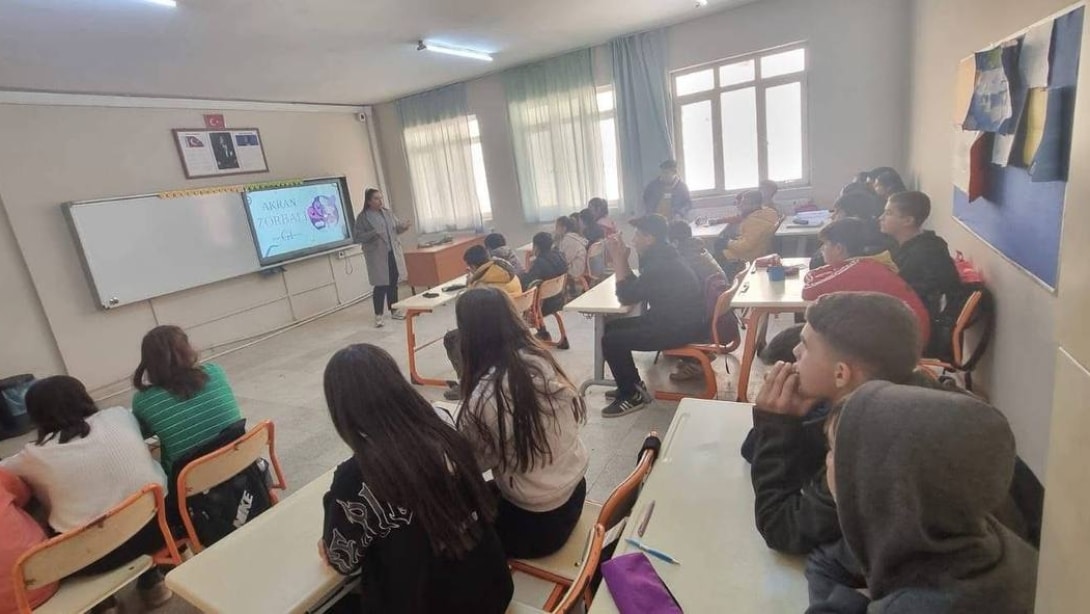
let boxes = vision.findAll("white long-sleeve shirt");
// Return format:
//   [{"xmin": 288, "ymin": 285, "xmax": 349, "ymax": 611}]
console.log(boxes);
[
  {"xmin": 556, "ymin": 232, "xmax": 588, "ymax": 280},
  {"xmin": 0, "ymin": 406, "xmax": 167, "ymax": 533}
]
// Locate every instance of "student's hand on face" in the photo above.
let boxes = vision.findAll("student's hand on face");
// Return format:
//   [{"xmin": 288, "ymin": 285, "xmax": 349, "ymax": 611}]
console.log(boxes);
[
  {"xmin": 605, "ymin": 234, "xmax": 629, "ymax": 262},
  {"xmin": 755, "ymin": 361, "xmax": 821, "ymax": 417}
]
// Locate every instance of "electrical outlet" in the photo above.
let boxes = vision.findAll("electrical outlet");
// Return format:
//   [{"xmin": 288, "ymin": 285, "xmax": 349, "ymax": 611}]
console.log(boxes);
[{"xmin": 336, "ymin": 250, "xmax": 347, "ymax": 260}]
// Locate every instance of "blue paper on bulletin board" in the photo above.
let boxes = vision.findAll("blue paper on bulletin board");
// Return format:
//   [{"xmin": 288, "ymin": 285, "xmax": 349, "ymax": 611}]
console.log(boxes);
[{"xmin": 954, "ymin": 166, "xmax": 1064, "ymax": 289}]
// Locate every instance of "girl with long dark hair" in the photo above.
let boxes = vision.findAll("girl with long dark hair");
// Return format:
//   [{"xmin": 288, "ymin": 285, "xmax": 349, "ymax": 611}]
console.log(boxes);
[
  {"xmin": 1, "ymin": 376, "xmax": 172, "ymax": 609},
  {"xmin": 320, "ymin": 344, "xmax": 512, "ymax": 612},
  {"xmin": 353, "ymin": 188, "xmax": 412, "ymax": 328},
  {"xmin": 455, "ymin": 287, "xmax": 588, "ymax": 558},
  {"xmin": 131, "ymin": 325, "xmax": 242, "ymax": 475}
]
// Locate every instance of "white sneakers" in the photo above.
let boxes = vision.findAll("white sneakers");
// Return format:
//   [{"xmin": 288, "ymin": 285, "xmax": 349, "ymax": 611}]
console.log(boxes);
[
  {"xmin": 390, "ymin": 310, "xmax": 406, "ymax": 321},
  {"xmin": 374, "ymin": 313, "xmax": 385, "ymax": 328}
]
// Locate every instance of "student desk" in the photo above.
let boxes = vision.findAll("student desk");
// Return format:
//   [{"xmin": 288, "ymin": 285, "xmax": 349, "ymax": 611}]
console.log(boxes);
[
  {"xmin": 391, "ymin": 276, "xmax": 470, "ymax": 387},
  {"xmin": 731, "ymin": 258, "xmax": 810, "ymax": 402},
  {"xmin": 165, "ymin": 469, "xmax": 351, "ymax": 614},
  {"xmin": 589, "ymin": 398, "xmax": 807, "ymax": 613},
  {"xmin": 516, "ymin": 242, "xmax": 534, "ymax": 269},
  {"xmin": 403, "ymin": 235, "xmax": 484, "ymax": 291},
  {"xmin": 562, "ymin": 274, "xmax": 634, "ymax": 395}
]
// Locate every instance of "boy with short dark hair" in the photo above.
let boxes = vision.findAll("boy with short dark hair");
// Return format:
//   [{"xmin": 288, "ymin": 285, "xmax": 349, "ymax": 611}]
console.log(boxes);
[
  {"xmin": 715, "ymin": 190, "xmax": 780, "ymax": 277},
  {"xmin": 878, "ymin": 191, "xmax": 961, "ymax": 321},
  {"xmin": 484, "ymin": 232, "xmax": 525, "ymax": 276}
]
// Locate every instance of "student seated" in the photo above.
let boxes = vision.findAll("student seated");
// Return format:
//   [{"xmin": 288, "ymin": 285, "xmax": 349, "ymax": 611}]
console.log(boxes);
[
  {"xmin": 878, "ymin": 191, "xmax": 961, "ymax": 324},
  {"xmin": 320, "ymin": 344, "xmax": 513, "ymax": 613},
  {"xmin": 802, "ymin": 218, "xmax": 930, "ymax": 344},
  {"xmin": 553, "ymin": 216, "xmax": 588, "ymax": 284},
  {"xmin": 1, "ymin": 376, "xmax": 172, "ymax": 609},
  {"xmin": 759, "ymin": 179, "xmax": 779, "ymax": 208},
  {"xmin": 810, "ymin": 191, "xmax": 892, "ymax": 269},
  {"xmin": 132, "ymin": 325, "xmax": 243, "ymax": 476},
  {"xmin": 715, "ymin": 190, "xmax": 780, "ymax": 277},
  {"xmin": 746, "ymin": 293, "xmax": 922, "ymax": 556},
  {"xmin": 0, "ymin": 468, "xmax": 56, "ymax": 613},
  {"xmin": 810, "ymin": 382, "xmax": 1038, "ymax": 613},
  {"xmin": 484, "ymin": 232, "xmax": 525, "ymax": 277},
  {"xmin": 442, "ymin": 247, "xmax": 524, "ymax": 400},
  {"xmin": 454, "ymin": 288, "xmax": 589, "ymax": 559},
  {"xmin": 666, "ymin": 220, "xmax": 726, "ymax": 382},
  {"xmin": 521, "ymin": 232, "xmax": 569, "ymax": 342},
  {"xmin": 589, "ymin": 197, "xmax": 618, "ymax": 236},
  {"xmin": 871, "ymin": 168, "xmax": 906, "ymax": 201},
  {"xmin": 600, "ymin": 215, "xmax": 705, "ymax": 417},
  {"xmin": 578, "ymin": 208, "xmax": 606, "ymax": 245},
  {"xmin": 463, "ymin": 245, "xmax": 523, "ymax": 296}
]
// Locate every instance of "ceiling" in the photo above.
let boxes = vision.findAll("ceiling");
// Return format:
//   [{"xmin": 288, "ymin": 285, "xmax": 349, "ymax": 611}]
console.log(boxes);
[{"xmin": 0, "ymin": 0, "xmax": 757, "ymax": 106}]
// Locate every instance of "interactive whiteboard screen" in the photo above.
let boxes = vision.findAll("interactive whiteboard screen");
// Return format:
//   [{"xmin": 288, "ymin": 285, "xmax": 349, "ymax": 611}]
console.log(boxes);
[{"xmin": 243, "ymin": 177, "xmax": 355, "ymax": 266}]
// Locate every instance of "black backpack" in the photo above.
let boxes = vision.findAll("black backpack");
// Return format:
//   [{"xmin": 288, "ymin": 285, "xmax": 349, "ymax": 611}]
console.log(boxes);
[{"xmin": 170, "ymin": 421, "xmax": 275, "ymax": 547}]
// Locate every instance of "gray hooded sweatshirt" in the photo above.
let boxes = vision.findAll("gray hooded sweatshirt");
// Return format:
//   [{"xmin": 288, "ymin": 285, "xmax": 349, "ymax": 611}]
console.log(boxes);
[{"xmin": 814, "ymin": 381, "xmax": 1038, "ymax": 614}]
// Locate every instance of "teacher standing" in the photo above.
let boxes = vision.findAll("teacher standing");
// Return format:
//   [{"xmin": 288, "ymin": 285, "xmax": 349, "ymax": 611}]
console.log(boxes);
[{"xmin": 354, "ymin": 188, "xmax": 411, "ymax": 328}]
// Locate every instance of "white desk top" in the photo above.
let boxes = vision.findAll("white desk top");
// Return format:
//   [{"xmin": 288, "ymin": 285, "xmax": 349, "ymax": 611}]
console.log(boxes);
[
  {"xmin": 563, "ymin": 274, "xmax": 633, "ymax": 315},
  {"xmin": 691, "ymin": 217, "xmax": 826, "ymax": 240},
  {"xmin": 166, "ymin": 468, "xmax": 342, "ymax": 614},
  {"xmin": 590, "ymin": 398, "xmax": 807, "ymax": 613},
  {"xmin": 732, "ymin": 258, "xmax": 810, "ymax": 310},
  {"xmin": 392, "ymin": 274, "xmax": 469, "ymax": 312}
]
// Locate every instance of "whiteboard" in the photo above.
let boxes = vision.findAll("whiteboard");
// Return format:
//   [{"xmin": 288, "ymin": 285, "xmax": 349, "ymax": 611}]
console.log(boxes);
[{"xmin": 65, "ymin": 192, "xmax": 260, "ymax": 308}]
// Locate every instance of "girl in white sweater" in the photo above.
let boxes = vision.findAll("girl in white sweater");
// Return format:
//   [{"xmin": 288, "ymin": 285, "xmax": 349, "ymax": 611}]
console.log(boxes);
[
  {"xmin": 0, "ymin": 376, "xmax": 172, "ymax": 611},
  {"xmin": 454, "ymin": 287, "xmax": 589, "ymax": 558}
]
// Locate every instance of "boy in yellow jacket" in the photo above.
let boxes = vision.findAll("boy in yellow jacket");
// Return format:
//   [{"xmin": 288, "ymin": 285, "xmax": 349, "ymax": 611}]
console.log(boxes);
[{"xmin": 715, "ymin": 190, "xmax": 780, "ymax": 276}]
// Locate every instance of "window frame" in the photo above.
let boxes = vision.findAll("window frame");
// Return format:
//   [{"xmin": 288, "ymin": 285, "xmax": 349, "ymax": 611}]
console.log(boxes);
[
  {"xmin": 596, "ymin": 85, "xmax": 622, "ymax": 207},
  {"xmin": 672, "ymin": 43, "xmax": 811, "ymax": 197}
]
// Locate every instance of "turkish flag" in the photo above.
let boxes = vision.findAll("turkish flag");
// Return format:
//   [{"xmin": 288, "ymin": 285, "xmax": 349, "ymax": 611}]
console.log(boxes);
[{"xmin": 204, "ymin": 114, "xmax": 226, "ymax": 129}]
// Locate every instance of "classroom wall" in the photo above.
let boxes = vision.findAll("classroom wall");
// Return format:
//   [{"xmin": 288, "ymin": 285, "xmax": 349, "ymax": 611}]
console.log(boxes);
[
  {"xmin": 373, "ymin": 0, "xmax": 911, "ymax": 244},
  {"xmin": 905, "ymin": 0, "xmax": 1085, "ymax": 478},
  {"xmin": 0, "ymin": 103, "xmax": 378, "ymax": 396}
]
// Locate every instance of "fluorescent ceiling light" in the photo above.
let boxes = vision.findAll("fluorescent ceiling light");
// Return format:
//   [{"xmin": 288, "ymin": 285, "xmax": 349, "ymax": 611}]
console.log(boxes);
[
  {"xmin": 696, "ymin": 0, "xmax": 708, "ymax": 6},
  {"xmin": 144, "ymin": 0, "xmax": 177, "ymax": 6},
  {"xmin": 417, "ymin": 41, "xmax": 493, "ymax": 63}
]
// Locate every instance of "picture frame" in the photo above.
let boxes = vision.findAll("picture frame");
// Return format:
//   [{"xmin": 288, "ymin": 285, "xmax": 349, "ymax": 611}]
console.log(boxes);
[{"xmin": 172, "ymin": 128, "xmax": 270, "ymax": 179}]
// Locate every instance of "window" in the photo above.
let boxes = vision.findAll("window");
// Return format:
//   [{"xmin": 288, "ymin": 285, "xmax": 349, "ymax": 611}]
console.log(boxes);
[
  {"xmin": 468, "ymin": 117, "xmax": 492, "ymax": 219},
  {"xmin": 597, "ymin": 87, "xmax": 621, "ymax": 203},
  {"xmin": 402, "ymin": 113, "xmax": 491, "ymax": 231},
  {"xmin": 672, "ymin": 45, "xmax": 808, "ymax": 194}
]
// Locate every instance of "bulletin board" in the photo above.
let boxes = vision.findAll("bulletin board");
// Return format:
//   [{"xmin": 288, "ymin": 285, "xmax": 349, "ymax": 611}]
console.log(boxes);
[
  {"xmin": 173, "ymin": 128, "xmax": 270, "ymax": 179},
  {"xmin": 951, "ymin": 4, "xmax": 1084, "ymax": 291}
]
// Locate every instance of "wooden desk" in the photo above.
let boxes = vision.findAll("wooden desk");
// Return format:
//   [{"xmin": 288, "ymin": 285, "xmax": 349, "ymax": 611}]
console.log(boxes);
[
  {"xmin": 561, "ymin": 274, "xmax": 634, "ymax": 394},
  {"xmin": 731, "ymin": 259, "xmax": 810, "ymax": 402},
  {"xmin": 166, "ymin": 469, "xmax": 349, "ymax": 614},
  {"xmin": 403, "ymin": 235, "xmax": 484, "ymax": 290},
  {"xmin": 391, "ymin": 276, "xmax": 470, "ymax": 387},
  {"xmin": 590, "ymin": 398, "xmax": 807, "ymax": 613}
]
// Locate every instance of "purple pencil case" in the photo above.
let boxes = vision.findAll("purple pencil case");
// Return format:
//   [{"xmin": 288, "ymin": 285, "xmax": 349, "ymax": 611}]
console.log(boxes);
[{"xmin": 601, "ymin": 552, "xmax": 683, "ymax": 613}]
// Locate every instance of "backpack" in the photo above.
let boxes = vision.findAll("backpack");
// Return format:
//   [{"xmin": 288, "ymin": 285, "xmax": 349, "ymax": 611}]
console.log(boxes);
[
  {"xmin": 926, "ymin": 281, "xmax": 995, "ymax": 373},
  {"xmin": 169, "ymin": 420, "xmax": 275, "ymax": 547},
  {"xmin": 703, "ymin": 272, "xmax": 740, "ymax": 347}
]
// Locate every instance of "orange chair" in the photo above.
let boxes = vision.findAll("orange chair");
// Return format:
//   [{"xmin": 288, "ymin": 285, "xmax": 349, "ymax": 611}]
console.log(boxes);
[
  {"xmin": 584, "ymin": 241, "xmax": 607, "ymax": 287},
  {"xmin": 654, "ymin": 270, "xmax": 747, "ymax": 401},
  {"xmin": 510, "ymin": 287, "xmax": 540, "ymax": 319},
  {"xmin": 531, "ymin": 274, "xmax": 570, "ymax": 350},
  {"xmin": 13, "ymin": 484, "xmax": 182, "ymax": 614},
  {"xmin": 507, "ymin": 524, "xmax": 606, "ymax": 614},
  {"xmin": 920, "ymin": 289, "xmax": 991, "ymax": 390},
  {"xmin": 175, "ymin": 420, "xmax": 287, "ymax": 554},
  {"xmin": 510, "ymin": 443, "xmax": 658, "ymax": 608}
]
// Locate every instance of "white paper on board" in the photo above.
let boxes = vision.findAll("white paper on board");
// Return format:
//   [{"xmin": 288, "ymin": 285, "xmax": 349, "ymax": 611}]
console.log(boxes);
[{"xmin": 1020, "ymin": 21, "xmax": 1053, "ymax": 89}]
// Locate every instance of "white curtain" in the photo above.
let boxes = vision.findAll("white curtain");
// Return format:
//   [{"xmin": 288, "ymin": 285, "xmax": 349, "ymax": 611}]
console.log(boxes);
[
  {"xmin": 504, "ymin": 50, "xmax": 604, "ymax": 223},
  {"xmin": 398, "ymin": 84, "xmax": 482, "ymax": 233}
]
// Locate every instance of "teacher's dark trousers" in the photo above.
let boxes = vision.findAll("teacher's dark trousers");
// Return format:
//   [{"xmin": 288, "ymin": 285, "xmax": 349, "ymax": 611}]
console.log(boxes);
[{"xmin": 372, "ymin": 251, "xmax": 399, "ymax": 315}]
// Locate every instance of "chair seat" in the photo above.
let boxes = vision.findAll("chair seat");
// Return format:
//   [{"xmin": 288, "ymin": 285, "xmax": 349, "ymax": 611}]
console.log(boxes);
[
  {"xmin": 506, "ymin": 601, "xmax": 548, "ymax": 614},
  {"xmin": 511, "ymin": 501, "xmax": 602, "ymax": 583},
  {"xmin": 34, "ymin": 555, "xmax": 152, "ymax": 614},
  {"xmin": 510, "ymin": 569, "xmax": 561, "ymax": 611}
]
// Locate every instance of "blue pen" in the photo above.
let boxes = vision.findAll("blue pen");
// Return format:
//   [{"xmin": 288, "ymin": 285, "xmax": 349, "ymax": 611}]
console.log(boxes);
[{"xmin": 625, "ymin": 537, "xmax": 682, "ymax": 565}]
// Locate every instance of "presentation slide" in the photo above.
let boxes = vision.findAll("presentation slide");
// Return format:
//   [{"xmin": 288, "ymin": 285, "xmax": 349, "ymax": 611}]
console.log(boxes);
[{"xmin": 244, "ymin": 180, "xmax": 353, "ymax": 265}]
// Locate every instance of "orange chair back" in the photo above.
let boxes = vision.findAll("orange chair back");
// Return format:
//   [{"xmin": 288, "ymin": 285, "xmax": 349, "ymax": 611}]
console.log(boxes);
[
  {"xmin": 510, "ymin": 287, "xmax": 539, "ymax": 316},
  {"xmin": 710, "ymin": 269, "xmax": 747, "ymax": 347},
  {"xmin": 551, "ymin": 524, "xmax": 606, "ymax": 614},
  {"xmin": 13, "ymin": 484, "xmax": 181, "ymax": 612},
  {"xmin": 536, "ymin": 274, "xmax": 568, "ymax": 304},
  {"xmin": 176, "ymin": 420, "xmax": 286, "ymax": 552},
  {"xmin": 596, "ymin": 444, "xmax": 658, "ymax": 535}
]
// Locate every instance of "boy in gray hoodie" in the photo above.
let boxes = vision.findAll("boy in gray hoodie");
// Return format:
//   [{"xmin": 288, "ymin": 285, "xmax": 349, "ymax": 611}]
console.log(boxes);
[{"xmin": 810, "ymin": 381, "xmax": 1038, "ymax": 613}]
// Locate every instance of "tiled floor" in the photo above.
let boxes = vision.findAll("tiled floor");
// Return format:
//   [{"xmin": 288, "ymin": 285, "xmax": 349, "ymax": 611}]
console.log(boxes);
[{"xmin": 3, "ymin": 286, "xmax": 789, "ymax": 613}]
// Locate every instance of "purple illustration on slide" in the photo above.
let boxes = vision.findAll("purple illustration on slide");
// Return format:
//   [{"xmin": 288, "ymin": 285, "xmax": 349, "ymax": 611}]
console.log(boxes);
[{"xmin": 307, "ymin": 195, "xmax": 341, "ymax": 230}]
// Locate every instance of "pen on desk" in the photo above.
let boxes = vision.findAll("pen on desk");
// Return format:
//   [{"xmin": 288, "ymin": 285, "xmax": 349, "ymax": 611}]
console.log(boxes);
[
  {"xmin": 637, "ymin": 501, "xmax": 655, "ymax": 537},
  {"xmin": 626, "ymin": 537, "xmax": 681, "ymax": 565}
]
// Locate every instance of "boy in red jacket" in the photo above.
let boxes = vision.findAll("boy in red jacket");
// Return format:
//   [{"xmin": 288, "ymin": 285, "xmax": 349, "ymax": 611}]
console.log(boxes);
[{"xmin": 803, "ymin": 218, "xmax": 930, "ymax": 345}]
